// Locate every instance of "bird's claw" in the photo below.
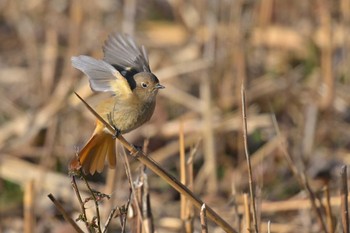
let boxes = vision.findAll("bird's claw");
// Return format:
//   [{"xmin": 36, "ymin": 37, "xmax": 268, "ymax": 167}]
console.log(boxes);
[
  {"xmin": 112, "ymin": 127, "xmax": 121, "ymax": 139},
  {"xmin": 133, "ymin": 145, "xmax": 143, "ymax": 151},
  {"xmin": 130, "ymin": 144, "xmax": 143, "ymax": 156}
]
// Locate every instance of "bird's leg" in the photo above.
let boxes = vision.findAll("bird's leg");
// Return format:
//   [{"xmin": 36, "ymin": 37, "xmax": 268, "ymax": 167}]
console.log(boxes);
[
  {"xmin": 107, "ymin": 113, "xmax": 121, "ymax": 139},
  {"xmin": 129, "ymin": 145, "xmax": 143, "ymax": 157},
  {"xmin": 133, "ymin": 145, "xmax": 143, "ymax": 151}
]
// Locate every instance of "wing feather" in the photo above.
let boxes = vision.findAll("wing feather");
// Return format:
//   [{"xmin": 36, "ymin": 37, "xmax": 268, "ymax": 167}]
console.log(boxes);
[
  {"xmin": 103, "ymin": 33, "xmax": 150, "ymax": 72},
  {"xmin": 71, "ymin": 55, "xmax": 132, "ymax": 97}
]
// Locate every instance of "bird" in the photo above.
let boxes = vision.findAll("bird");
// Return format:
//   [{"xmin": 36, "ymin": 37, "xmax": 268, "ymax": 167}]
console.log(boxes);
[{"xmin": 70, "ymin": 33, "xmax": 164, "ymax": 175}]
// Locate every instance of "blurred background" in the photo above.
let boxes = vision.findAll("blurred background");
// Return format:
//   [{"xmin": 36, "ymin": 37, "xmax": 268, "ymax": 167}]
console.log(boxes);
[{"xmin": 0, "ymin": 0, "xmax": 350, "ymax": 232}]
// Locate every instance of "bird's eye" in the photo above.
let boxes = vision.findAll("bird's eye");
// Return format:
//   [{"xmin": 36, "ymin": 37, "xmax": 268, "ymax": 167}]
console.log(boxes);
[{"xmin": 141, "ymin": 82, "xmax": 148, "ymax": 88}]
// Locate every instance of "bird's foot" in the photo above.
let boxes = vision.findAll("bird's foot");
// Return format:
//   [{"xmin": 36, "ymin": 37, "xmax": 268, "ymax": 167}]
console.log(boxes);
[
  {"xmin": 133, "ymin": 145, "xmax": 143, "ymax": 151},
  {"xmin": 111, "ymin": 127, "xmax": 121, "ymax": 139},
  {"xmin": 130, "ymin": 144, "xmax": 143, "ymax": 156}
]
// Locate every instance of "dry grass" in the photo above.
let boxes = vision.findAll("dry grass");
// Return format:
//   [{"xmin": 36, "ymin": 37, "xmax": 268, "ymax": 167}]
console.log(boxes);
[{"xmin": 0, "ymin": 0, "xmax": 350, "ymax": 232}]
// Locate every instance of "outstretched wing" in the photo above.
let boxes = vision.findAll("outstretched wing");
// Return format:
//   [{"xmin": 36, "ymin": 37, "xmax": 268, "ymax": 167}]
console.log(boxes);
[
  {"xmin": 103, "ymin": 33, "xmax": 151, "ymax": 72},
  {"xmin": 71, "ymin": 55, "xmax": 132, "ymax": 97}
]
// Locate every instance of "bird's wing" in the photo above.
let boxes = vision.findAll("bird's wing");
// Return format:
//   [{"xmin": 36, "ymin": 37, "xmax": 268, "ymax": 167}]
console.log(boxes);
[
  {"xmin": 71, "ymin": 55, "xmax": 132, "ymax": 97},
  {"xmin": 103, "ymin": 33, "xmax": 151, "ymax": 72}
]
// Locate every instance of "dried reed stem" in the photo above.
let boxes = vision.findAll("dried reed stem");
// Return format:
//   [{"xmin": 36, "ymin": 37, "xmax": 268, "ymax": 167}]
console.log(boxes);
[
  {"xmin": 179, "ymin": 121, "xmax": 198, "ymax": 233},
  {"xmin": 186, "ymin": 140, "xmax": 198, "ymax": 212},
  {"xmin": 271, "ymin": 114, "xmax": 328, "ymax": 233},
  {"xmin": 103, "ymin": 165, "xmax": 118, "ymax": 222},
  {"xmin": 140, "ymin": 172, "xmax": 154, "ymax": 233},
  {"xmin": 180, "ymin": 120, "xmax": 187, "ymax": 221},
  {"xmin": 318, "ymin": 0, "xmax": 334, "ymax": 110},
  {"xmin": 121, "ymin": 148, "xmax": 142, "ymax": 232},
  {"xmin": 241, "ymin": 85, "xmax": 259, "ymax": 233},
  {"xmin": 201, "ymin": 73, "xmax": 218, "ymax": 193},
  {"xmin": 243, "ymin": 193, "xmax": 251, "ymax": 233},
  {"xmin": 179, "ymin": 120, "xmax": 193, "ymax": 232},
  {"xmin": 121, "ymin": 191, "xmax": 132, "ymax": 233},
  {"xmin": 201, "ymin": 2, "xmax": 218, "ymax": 194},
  {"xmin": 258, "ymin": 0, "xmax": 273, "ymax": 27},
  {"xmin": 324, "ymin": 185, "xmax": 334, "ymax": 233},
  {"xmin": 341, "ymin": 165, "xmax": 349, "ymax": 233},
  {"xmin": 47, "ymin": 193, "xmax": 84, "ymax": 233},
  {"xmin": 24, "ymin": 180, "xmax": 35, "ymax": 233}
]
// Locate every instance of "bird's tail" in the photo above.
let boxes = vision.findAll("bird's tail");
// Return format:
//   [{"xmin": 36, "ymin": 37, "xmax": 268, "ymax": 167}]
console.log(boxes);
[{"xmin": 70, "ymin": 127, "xmax": 116, "ymax": 175}]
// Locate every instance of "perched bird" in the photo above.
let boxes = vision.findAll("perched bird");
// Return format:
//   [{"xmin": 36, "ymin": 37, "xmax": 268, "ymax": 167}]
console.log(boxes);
[{"xmin": 70, "ymin": 33, "xmax": 164, "ymax": 175}]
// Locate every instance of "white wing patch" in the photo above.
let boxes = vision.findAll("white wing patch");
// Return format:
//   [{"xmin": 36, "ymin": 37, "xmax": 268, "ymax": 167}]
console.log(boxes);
[{"xmin": 72, "ymin": 55, "xmax": 132, "ymax": 97}]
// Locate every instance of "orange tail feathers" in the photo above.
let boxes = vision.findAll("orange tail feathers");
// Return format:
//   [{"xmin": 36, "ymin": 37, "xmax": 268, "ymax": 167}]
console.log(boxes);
[{"xmin": 71, "ymin": 126, "xmax": 116, "ymax": 175}]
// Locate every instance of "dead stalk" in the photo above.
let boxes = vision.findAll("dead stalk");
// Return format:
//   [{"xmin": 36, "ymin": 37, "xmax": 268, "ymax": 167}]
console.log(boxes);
[
  {"xmin": 324, "ymin": 185, "xmax": 334, "ymax": 233},
  {"xmin": 341, "ymin": 166, "xmax": 349, "ymax": 233},
  {"xmin": 71, "ymin": 175, "xmax": 91, "ymax": 232},
  {"xmin": 241, "ymin": 84, "xmax": 259, "ymax": 233},
  {"xmin": 271, "ymin": 113, "xmax": 328, "ymax": 233},
  {"xmin": 48, "ymin": 193, "xmax": 84, "ymax": 233}
]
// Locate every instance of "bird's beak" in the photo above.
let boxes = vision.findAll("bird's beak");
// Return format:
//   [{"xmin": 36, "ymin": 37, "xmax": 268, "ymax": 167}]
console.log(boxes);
[{"xmin": 155, "ymin": 83, "xmax": 165, "ymax": 89}]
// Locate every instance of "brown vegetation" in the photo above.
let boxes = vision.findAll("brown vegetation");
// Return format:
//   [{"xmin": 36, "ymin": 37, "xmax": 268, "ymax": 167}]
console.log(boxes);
[{"xmin": 0, "ymin": 0, "xmax": 350, "ymax": 232}]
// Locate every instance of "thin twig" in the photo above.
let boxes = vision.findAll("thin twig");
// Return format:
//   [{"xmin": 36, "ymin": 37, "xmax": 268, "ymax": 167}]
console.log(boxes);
[
  {"xmin": 103, "ymin": 208, "xmax": 117, "ymax": 233},
  {"xmin": 47, "ymin": 193, "xmax": 84, "ymax": 233},
  {"xmin": 180, "ymin": 120, "xmax": 194, "ymax": 233},
  {"xmin": 324, "ymin": 185, "xmax": 334, "ymax": 233},
  {"xmin": 140, "ymin": 171, "xmax": 154, "ymax": 233},
  {"xmin": 271, "ymin": 113, "xmax": 328, "ymax": 233},
  {"xmin": 186, "ymin": 139, "xmax": 199, "ymax": 223},
  {"xmin": 71, "ymin": 175, "xmax": 91, "ymax": 232},
  {"xmin": 121, "ymin": 187, "xmax": 133, "ymax": 233},
  {"xmin": 341, "ymin": 165, "xmax": 349, "ymax": 233},
  {"xmin": 81, "ymin": 174, "xmax": 102, "ymax": 232},
  {"xmin": 134, "ymin": 178, "xmax": 142, "ymax": 233},
  {"xmin": 74, "ymin": 92, "xmax": 238, "ymax": 233},
  {"xmin": 241, "ymin": 84, "xmax": 259, "ymax": 233},
  {"xmin": 121, "ymin": 147, "xmax": 141, "ymax": 232}
]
